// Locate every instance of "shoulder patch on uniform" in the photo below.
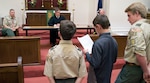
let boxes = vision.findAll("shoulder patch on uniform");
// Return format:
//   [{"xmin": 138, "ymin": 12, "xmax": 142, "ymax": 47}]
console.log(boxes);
[
  {"xmin": 46, "ymin": 54, "xmax": 51, "ymax": 60},
  {"xmin": 77, "ymin": 48, "xmax": 81, "ymax": 51},
  {"xmin": 50, "ymin": 45, "xmax": 57, "ymax": 50},
  {"xmin": 131, "ymin": 28, "xmax": 142, "ymax": 32},
  {"xmin": 74, "ymin": 45, "xmax": 81, "ymax": 51},
  {"xmin": 135, "ymin": 23, "xmax": 141, "ymax": 27}
]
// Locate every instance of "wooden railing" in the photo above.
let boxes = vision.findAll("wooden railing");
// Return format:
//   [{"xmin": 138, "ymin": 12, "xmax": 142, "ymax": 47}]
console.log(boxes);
[
  {"xmin": 0, "ymin": 56, "xmax": 24, "ymax": 83},
  {"xmin": 26, "ymin": 13, "xmax": 70, "ymax": 26}
]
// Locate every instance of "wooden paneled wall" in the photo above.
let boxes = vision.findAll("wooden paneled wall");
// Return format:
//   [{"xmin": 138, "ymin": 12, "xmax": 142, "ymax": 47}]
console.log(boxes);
[
  {"xmin": 0, "ymin": 36, "xmax": 40, "ymax": 64},
  {"xmin": 26, "ymin": 0, "xmax": 67, "ymax": 10},
  {"xmin": 90, "ymin": 34, "xmax": 127, "ymax": 58},
  {"xmin": 26, "ymin": 13, "xmax": 70, "ymax": 26}
]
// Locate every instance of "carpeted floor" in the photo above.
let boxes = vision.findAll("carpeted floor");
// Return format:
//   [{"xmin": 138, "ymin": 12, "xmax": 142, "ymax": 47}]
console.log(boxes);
[{"xmin": 18, "ymin": 29, "xmax": 124, "ymax": 83}]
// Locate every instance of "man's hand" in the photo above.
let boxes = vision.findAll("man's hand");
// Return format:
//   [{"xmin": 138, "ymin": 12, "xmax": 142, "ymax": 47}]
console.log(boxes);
[
  {"xmin": 12, "ymin": 28, "xmax": 16, "ymax": 31},
  {"xmin": 136, "ymin": 54, "xmax": 150, "ymax": 82},
  {"xmin": 56, "ymin": 23, "xmax": 60, "ymax": 26},
  {"xmin": 54, "ymin": 24, "xmax": 60, "ymax": 27},
  {"xmin": 83, "ymin": 49, "xmax": 88, "ymax": 54},
  {"xmin": 144, "ymin": 64, "xmax": 150, "ymax": 83},
  {"xmin": 143, "ymin": 71, "xmax": 150, "ymax": 82},
  {"xmin": 48, "ymin": 77, "xmax": 55, "ymax": 83}
]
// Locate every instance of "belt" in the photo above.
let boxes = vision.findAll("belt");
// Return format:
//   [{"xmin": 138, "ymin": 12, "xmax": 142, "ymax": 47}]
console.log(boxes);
[
  {"xmin": 54, "ymin": 77, "xmax": 77, "ymax": 80},
  {"xmin": 126, "ymin": 62, "xmax": 137, "ymax": 66}
]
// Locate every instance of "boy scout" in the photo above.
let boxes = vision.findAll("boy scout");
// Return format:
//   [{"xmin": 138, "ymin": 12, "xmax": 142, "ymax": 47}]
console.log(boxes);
[
  {"xmin": 2, "ymin": 9, "xmax": 19, "ymax": 36},
  {"xmin": 44, "ymin": 20, "xmax": 87, "ymax": 83},
  {"xmin": 115, "ymin": 2, "xmax": 150, "ymax": 83}
]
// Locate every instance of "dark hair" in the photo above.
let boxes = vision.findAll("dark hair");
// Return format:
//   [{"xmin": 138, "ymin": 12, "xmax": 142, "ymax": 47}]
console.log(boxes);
[
  {"xmin": 54, "ymin": 7, "xmax": 60, "ymax": 12},
  {"xmin": 93, "ymin": 15, "xmax": 110, "ymax": 29},
  {"xmin": 9, "ymin": 9, "xmax": 15, "ymax": 12},
  {"xmin": 60, "ymin": 20, "xmax": 76, "ymax": 40}
]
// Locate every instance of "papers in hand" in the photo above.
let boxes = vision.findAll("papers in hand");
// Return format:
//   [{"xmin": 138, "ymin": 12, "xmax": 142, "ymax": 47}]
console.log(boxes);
[
  {"xmin": 23, "ymin": 26, "xmax": 31, "ymax": 29},
  {"xmin": 77, "ymin": 34, "xmax": 94, "ymax": 54}
]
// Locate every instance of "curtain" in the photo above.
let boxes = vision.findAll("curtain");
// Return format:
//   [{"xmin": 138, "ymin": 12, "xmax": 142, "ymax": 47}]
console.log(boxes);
[
  {"xmin": 47, "ymin": 10, "xmax": 54, "ymax": 25},
  {"xmin": 97, "ymin": 0, "xmax": 102, "ymax": 10}
]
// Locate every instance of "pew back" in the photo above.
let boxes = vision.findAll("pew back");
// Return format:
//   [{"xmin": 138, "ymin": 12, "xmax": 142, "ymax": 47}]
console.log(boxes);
[
  {"xmin": 0, "ymin": 36, "xmax": 40, "ymax": 64},
  {"xmin": 0, "ymin": 56, "xmax": 24, "ymax": 83}
]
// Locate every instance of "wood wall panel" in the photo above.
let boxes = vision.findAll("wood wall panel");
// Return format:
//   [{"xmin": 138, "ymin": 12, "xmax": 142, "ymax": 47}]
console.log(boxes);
[
  {"xmin": 0, "ymin": 36, "xmax": 40, "ymax": 64},
  {"xmin": 43, "ymin": 0, "xmax": 51, "ymax": 9},
  {"xmin": 26, "ymin": 13, "xmax": 70, "ymax": 26},
  {"xmin": 0, "ymin": 41, "xmax": 15, "ymax": 63},
  {"xmin": 26, "ymin": 13, "xmax": 47, "ymax": 26},
  {"xmin": 90, "ymin": 35, "xmax": 127, "ymax": 58},
  {"xmin": 26, "ymin": 0, "xmax": 67, "ymax": 10}
]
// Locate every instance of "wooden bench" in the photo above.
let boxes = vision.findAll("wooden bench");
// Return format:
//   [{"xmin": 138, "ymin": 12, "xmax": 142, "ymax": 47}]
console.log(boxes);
[
  {"xmin": 0, "ymin": 36, "xmax": 41, "ymax": 64},
  {"xmin": 0, "ymin": 56, "xmax": 24, "ymax": 83}
]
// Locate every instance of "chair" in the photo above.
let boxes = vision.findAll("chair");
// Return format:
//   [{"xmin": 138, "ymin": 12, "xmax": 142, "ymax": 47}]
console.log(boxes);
[
  {"xmin": 0, "ymin": 56, "xmax": 24, "ymax": 83},
  {"xmin": 0, "ymin": 17, "xmax": 3, "ymax": 36},
  {"xmin": 0, "ymin": 28, "xmax": 2, "ymax": 36}
]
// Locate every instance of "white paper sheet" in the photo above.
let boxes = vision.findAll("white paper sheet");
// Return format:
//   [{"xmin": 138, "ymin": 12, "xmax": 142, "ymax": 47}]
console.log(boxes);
[
  {"xmin": 77, "ymin": 34, "xmax": 94, "ymax": 54},
  {"xmin": 23, "ymin": 26, "xmax": 31, "ymax": 29}
]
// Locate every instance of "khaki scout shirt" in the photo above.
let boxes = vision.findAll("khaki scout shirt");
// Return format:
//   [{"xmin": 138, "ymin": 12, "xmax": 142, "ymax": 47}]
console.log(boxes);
[
  {"xmin": 3, "ymin": 15, "xmax": 18, "ymax": 28},
  {"xmin": 44, "ymin": 40, "xmax": 87, "ymax": 79},
  {"xmin": 124, "ymin": 19, "xmax": 150, "ymax": 65}
]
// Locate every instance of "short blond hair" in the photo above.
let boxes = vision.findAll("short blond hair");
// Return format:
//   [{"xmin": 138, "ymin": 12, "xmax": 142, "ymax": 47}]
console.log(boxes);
[
  {"xmin": 125, "ymin": 2, "xmax": 147, "ymax": 18},
  {"xmin": 9, "ymin": 9, "xmax": 15, "ymax": 12}
]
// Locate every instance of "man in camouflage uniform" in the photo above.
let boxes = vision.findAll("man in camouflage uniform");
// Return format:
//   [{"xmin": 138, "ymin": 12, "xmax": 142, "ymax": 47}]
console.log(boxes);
[{"xmin": 115, "ymin": 2, "xmax": 150, "ymax": 83}]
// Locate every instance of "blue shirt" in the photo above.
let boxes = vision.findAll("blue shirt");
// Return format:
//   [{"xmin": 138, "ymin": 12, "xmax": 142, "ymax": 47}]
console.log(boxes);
[
  {"xmin": 86, "ymin": 33, "xmax": 118, "ymax": 83},
  {"xmin": 48, "ymin": 15, "xmax": 65, "ymax": 26}
]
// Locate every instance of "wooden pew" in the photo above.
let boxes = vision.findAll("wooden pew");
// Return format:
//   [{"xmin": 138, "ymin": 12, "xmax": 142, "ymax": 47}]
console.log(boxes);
[
  {"xmin": 0, "ymin": 36, "xmax": 40, "ymax": 64},
  {"xmin": 90, "ymin": 34, "xmax": 127, "ymax": 58},
  {"xmin": 0, "ymin": 56, "xmax": 24, "ymax": 83}
]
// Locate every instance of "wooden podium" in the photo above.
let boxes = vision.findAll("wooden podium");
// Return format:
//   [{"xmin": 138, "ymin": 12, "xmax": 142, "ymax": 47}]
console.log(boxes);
[
  {"xmin": 0, "ymin": 36, "xmax": 40, "ymax": 64},
  {"xmin": 90, "ymin": 34, "xmax": 127, "ymax": 58}
]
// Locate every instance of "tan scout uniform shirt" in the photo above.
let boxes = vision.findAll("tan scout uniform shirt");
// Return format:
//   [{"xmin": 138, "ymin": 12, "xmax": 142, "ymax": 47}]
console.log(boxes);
[
  {"xmin": 44, "ymin": 40, "xmax": 87, "ymax": 79},
  {"xmin": 124, "ymin": 19, "xmax": 150, "ymax": 65},
  {"xmin": 3, "ymin": 15, "xmax": 18, "ymax": 28}
]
